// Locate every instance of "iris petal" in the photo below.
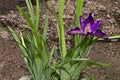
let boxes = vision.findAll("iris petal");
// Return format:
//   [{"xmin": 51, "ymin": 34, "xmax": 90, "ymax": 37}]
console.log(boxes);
[
  {"xmin": 93, "ymin": 29, "xmax": 108, "ymax": 40},
  {"xmin": 80, "ymin": 16, "xmax": 84, "ymax": 29},
  {"xmin": 67, "ymin": 27, "xmax": 82, "ymax": 35},
  {"xmin": 91, "ymin": 20, "xmax": 102, "ymax": 33},
  {"xmin": 81, "ymin": 13, "xmax": 94, "ymax": 31},
  {"xmin": 86, "ymin": 13, "xmax": 94, "ymax": 24},
  {"xmin": 80, "ymin": 16, "xmax": 84, "ymax": 24}
]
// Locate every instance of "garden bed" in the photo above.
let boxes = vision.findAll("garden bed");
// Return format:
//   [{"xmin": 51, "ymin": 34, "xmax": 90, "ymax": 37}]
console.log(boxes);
[{"xmin": 0, "ymin": 0, "xmax": 120, "ymax": 80}]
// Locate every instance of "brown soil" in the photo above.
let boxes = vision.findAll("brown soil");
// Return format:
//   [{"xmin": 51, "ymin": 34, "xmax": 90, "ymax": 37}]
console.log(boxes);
[{"xmin": 0, "ymin": 0, "xmax": 120, "ymax": 80}]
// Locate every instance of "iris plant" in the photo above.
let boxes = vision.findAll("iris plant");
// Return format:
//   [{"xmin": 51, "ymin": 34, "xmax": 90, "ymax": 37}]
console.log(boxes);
[
  {"xmin": 9, "ymin": 0, "xmax": 112, "ymax": 80},
  {"xmin": 67, "ymin": 13, "xmax": 108, "ymax": 40}
]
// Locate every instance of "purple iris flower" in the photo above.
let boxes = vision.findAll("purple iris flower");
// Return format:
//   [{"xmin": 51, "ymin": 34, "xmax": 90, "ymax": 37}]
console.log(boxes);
[{"xmin": 67, "ymin": 13, "xmax": 108, "ymax": 39}]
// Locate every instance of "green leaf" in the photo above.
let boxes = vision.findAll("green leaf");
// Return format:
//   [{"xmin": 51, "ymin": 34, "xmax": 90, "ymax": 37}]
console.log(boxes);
[
  {"xmin": 109, "ymin": 35, "xmax": 120, "ymax": 39},
  {"xmin": 35, "ymin": 0, "xmax": 40, "ymax": 31},
  {"xmin": 58, "ymin": 0, "xmax": 67, "ymax": 59},
  {"xmin": 8, "ymin": 27, "xmax": 27, "ymax": 57},
  {"xmin": 60, "ymin": 66, "xmax": 72, "ymax": 80},
  {"xmin": 75, "ymin": 0, "xmax": 83, "ymax": 27},
  {"xmin": 50, "ymin": 46, "xmax": 55, "ymax": 64},
  {"xmin": 8, "ymin": 27, "xmax": 37, "ymax": 79},
  {"xmin": 98, "ymin": 35, "xmax": 120, "ymax": 41},
  {"xmin": 42, "ymin": 13, "xmax": 49, "ymax": 41},
  {"xmin": 75, "ymin": 0, "xmax": 83, "ymax": 46},
  {"xmin": 25, "ymin": 0, "xmax": 35, "ymax": 24},
  {"xmin": 72, "ymin": 61, "xmax": 110, "ymax": 79},
  {"xmin": 17, "ymin": 6, "xmax": 35, "ymax": 30},
  {"xmin": 68, "ymin": 37, "xmax": 89, "ymax": 58},
  {"xmin": 71, "ymin": 58, "xmax": 89, "ymax": 61}
]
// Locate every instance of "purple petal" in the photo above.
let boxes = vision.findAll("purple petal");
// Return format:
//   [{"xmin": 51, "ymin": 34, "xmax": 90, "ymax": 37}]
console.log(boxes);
[
  {"xmin": 80, "ymin": 16, "xmax": 86, "ymax": 31},
  {"xmin": 93, "ymin": 29, "xmax": 108, "ymax": 39},
  {"xmin": 80, "ymin": 16, "xmax": 84, "ymax": 26},
  {"xmin": 80, "ymin": 13, "xmax": 94, "ymax": 31},
  {"xmin": 67, "ymin": 27, "xmax": 83, "ymax": 35},
  {"xmin": 85, "ymin": 13, "xmax": 94, "ymax": 24},
  {"xmin": 91, "ymin": 20, "xmax": 102, "ymax": 33}
]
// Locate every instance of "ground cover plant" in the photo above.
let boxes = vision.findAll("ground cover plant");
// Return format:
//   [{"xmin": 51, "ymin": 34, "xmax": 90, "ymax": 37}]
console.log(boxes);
[{"xmin": 8, "ymin": 0, "xmax": 120, "ymax": 80}]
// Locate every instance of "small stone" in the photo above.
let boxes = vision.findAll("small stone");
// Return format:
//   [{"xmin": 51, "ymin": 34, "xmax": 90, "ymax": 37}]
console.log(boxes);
[
  {"xmin": 0, "ymin": 30, "xmax": 9, "ymax": 39},
  {"xmin": 98, "ymin": 4, "xmax": 106, "ymax": 11},
  {"xmin": 107, "ymin": 14, "xmax": 111, "ymax": 19},
  {"xmin": 19, "ymin": 76, "xmax": 31, "ymax": 80}
]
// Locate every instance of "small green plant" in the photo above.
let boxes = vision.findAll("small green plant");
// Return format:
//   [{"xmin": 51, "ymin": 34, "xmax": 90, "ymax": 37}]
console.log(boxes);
[{"xmin": 9, "ymin": 0, "xmax": 120, "ymax": 80}]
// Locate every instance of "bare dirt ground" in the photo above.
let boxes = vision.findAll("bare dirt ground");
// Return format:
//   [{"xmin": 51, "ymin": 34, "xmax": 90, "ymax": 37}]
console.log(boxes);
[{"xmin": 0, "ymin": 0, "xmax": 120, "ymax": 80}]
